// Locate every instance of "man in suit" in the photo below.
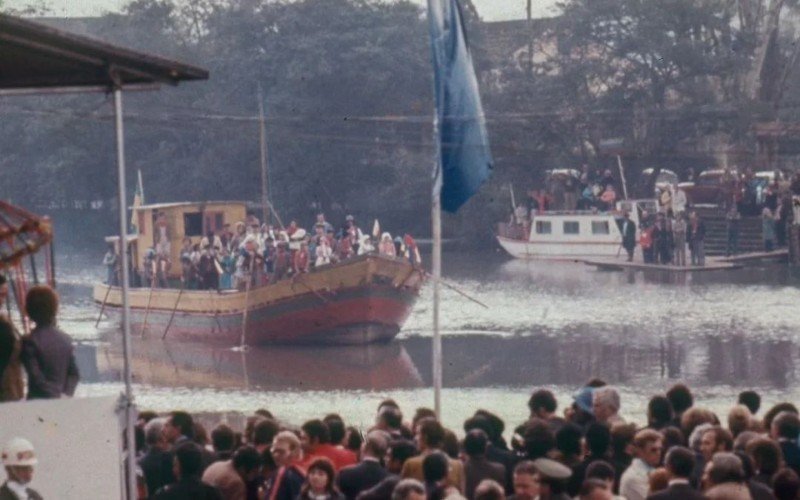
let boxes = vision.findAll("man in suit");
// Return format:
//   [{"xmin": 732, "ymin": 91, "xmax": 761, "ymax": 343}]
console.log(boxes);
[
  {"xmin": 152, "ymin": 442, "xmax": 222, "ymax": 499},
  {"xmin": 338, "ymin": 431, "xmax": 390, "ymax": 500},
  {"xmin": 647, "ymin": 446, "xmax": 704, "ymax": 500},
  {"xmin": 463, "ymin": 429, "xmax": 506, "ymax": 500},
  {"xmin": 620, "ymin": 211, "xmax": 637, "ymax": 261},
  {"xmin": 139, "ymin": 418, "xmax": 175, "ymax": 498},
  {"xmin": 0, "ymin": 437, "xmax": 43, "ymax": 500},
  {"xmin": 772, "ymin": 411, "xmax": 800, "ymax": 475},
  {"xmin": 401, "ymin": 418, "xmax": 464, "ymax": 492}
]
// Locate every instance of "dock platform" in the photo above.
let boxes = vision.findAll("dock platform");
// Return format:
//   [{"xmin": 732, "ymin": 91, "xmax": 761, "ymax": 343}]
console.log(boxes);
[
  {"xmin": 583, "ymin": 259, "xmax": 743, "ymax": 272},
  {"xmin": 715, "ymin": 249, "xmax": 788, "ymax": 263}
]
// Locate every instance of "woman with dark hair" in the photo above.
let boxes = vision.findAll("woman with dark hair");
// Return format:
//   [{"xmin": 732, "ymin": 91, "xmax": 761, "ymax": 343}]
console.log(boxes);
[
  {"xmin": 20, "ymin": 285, "xmax": 80, "ymax": 399},
  {"xmin": 298, "ymin": 457, "xmax": 344, "ymax": 500},
  {"xmin": 344, "ymin": 426, "xmax": 363, "ymax": 457}
]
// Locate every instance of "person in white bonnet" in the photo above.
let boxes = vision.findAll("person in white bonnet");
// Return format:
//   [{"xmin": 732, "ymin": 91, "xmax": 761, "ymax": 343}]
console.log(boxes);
[{"xmin": 1, "ymin": 437, "xmax": 43, "ymax": 500}]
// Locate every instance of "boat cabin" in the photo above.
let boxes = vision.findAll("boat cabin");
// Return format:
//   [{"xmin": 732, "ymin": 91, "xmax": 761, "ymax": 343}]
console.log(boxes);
[{"xmin": 129, "ymin": 201, "xmax": 247, "ymax": 279}]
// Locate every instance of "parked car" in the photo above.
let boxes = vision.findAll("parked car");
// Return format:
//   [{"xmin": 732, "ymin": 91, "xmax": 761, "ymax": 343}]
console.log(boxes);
[{"xmin": 682, "ymin": 168, "xmax": 738, "ymax": 208}]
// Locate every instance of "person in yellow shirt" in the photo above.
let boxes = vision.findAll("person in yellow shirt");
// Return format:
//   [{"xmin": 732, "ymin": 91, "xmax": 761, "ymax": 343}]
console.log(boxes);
[{"xmin": 400, "ymin": 418, "xmax": 464, "ymax": 493}]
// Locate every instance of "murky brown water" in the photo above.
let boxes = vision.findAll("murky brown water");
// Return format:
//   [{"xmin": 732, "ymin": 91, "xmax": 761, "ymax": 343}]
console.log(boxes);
[{"xmin": 54, "ymin": 251, "xmax": 800, "ymax": 432}]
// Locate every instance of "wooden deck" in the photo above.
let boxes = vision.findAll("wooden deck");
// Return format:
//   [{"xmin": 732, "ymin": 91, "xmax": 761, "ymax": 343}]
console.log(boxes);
[
  {"xmin": 583, "ymin": 259, "xmax": 743, "ymax": 272},
  {"xmin": 715, "ymin": 249, "xmax": 788, "ymax": 263}
]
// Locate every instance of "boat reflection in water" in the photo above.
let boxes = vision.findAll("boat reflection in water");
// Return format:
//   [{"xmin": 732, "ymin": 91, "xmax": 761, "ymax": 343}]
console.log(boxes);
[
  {"xmin": 89, "ymin": 337, "xmax": 425, "ymax": 392},
  {"xmin": 80, "ymin": 327, "xmax": 797, "ymax": 395}
]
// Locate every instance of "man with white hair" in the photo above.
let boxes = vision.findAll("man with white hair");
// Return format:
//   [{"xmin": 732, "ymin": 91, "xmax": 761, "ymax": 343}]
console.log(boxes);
[
  {"xmin": 1, "ymin": 437, "xmax": 43, "ymax": 500},
  {"xmin": 263, "ymin": 431, "xmax": 305, "ymax": 500},
  {"xmin": 592, "ymin": 387, "xmax": 625, "ymax": 426},
  {"xmin": 139, "ymin": 417, "xmax": 174, "ymax": 497}
]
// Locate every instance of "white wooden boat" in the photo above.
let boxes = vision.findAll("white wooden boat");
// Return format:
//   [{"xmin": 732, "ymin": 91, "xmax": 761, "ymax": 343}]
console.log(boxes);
[{"xmin": 496, "ymin": 199, "xmax": 655, "ymax": 260}]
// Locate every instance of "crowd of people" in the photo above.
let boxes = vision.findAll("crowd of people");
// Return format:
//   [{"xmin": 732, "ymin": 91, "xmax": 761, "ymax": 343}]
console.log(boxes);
[
  {"xmin": 103, "ymin": 213, "xmax": 422, "ymax": 291},
  {"xmin": 128, "ymin": 380, "xmax": 800, "ymax": 500}
]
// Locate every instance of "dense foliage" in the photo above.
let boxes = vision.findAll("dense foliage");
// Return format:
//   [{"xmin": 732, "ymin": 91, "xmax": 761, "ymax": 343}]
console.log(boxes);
[{"xmin": 2, "ymin": 0, "xmax": 800, "ymax": 247}]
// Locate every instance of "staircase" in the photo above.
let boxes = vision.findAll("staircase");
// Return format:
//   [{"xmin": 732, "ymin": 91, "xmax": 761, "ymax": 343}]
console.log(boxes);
[{"xmin": 695, "ymin": 207, "xmax": 763, "ymax": 256}]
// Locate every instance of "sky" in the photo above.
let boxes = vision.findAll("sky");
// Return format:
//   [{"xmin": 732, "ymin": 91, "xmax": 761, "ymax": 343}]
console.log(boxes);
[{"xmin": 7, "ymin": 0, "xmax": 559, "ymax": 20}]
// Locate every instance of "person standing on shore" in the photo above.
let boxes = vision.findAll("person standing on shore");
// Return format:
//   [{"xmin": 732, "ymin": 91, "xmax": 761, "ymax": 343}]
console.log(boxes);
[
  {"xmin": 620, "ymin": 212, "xmax": 637, "ymax": 262},
  {"xmin": 687, "ymin": 212, "xmax": 706, "ymax": 266},
  {"xmin": 673, "ymin": 213, "xmax": 688, "ymax": 266},
  {"xmin": 20, "ymin": 285, "xmax": 79, "ymax": 399}
]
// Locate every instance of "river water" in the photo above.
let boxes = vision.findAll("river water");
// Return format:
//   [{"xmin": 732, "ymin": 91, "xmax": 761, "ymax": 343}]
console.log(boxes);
[{"xmin": 51, "ymin": 251, "xmax": 800, "ymax": 433}]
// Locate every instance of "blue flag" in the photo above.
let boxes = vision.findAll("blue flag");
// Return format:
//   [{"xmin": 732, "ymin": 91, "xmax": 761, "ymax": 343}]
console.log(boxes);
[{"xmin": 428, "ymin": 0, "xmax": 493, "ymax": 213}]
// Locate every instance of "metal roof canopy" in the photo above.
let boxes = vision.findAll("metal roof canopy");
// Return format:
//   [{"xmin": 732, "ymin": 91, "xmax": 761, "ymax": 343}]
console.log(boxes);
[
  {"xmin": 0, "ymin": 13, "xmax": 207, "ymax": 93},
  {"xmin": 0, "ymin": 14, "xmax": 209, "ymax": 500}
]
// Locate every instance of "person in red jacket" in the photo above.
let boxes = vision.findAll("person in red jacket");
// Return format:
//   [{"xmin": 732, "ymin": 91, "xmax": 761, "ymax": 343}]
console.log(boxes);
[
  {"xmin": 294, "ymin": 242, "xmax": 310, "ymax": 274},
  {"xmin": 299, "ymin": 420, "xmax": 357, "ymax": 472}
]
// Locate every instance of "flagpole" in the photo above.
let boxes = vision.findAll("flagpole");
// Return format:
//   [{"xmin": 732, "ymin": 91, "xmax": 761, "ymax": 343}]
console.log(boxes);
[{"xmin": 138, "ymin": 169, "xmax": 145, "ymax": 205}]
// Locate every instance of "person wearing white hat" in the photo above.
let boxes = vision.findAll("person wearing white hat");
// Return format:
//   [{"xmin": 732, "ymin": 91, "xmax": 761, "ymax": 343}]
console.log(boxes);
[{"xmin": 1, "ymin": 437, "xmax": 42, "ymax": 500}]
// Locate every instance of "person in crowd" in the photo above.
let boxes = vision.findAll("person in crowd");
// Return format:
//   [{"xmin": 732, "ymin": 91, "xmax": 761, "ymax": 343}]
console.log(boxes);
[
  {"xmin": 140, "ymin": 417, "xmax": 175, "ymax": 497},
  {"xmin": 619, "ymin": 429, "xmax": 663, "ymax": 500},
  {"xmin": 745, "ymin": 437, "xmax": 782, "ymax": 487},
  {"xmin": 593, "ymin": 387, "xmax": 625, "ymax": 426},
  {"xmin": 391, "ymin": 478, "xmax": 426, "ymax": 500},
  {"xmin": 103, "ymin": 243, "xmax": 119, "ymax": 286},
  {"xmin": 727, "ymin": 406, "xmax": 754, "ymax": 439},
  {"xmin": 739, "ymin": 391, "xmax": 762, "ymax": 416},
  {"xmin": 219, "ymin": 247, "xmax": 235, "ymax": 289},
  {"xmin": 579, "ymin": 478, "xmax": 613, "ymax": 500},
  {"xmin": 509, "ymin": 460, "xmax": 539, "ymax": 500},
  {"xmin": 210, "ymin": 423, "xmax": 236, "ymax": 462},
  {"xmin": 0, "ymin": 305, "xmax": 24, "ymax": 402},
  {"xmin": 1, "ymin": 437, "xmax": 43, "ymax": 500},
  {"xmin": 422, "ymin": 451, "xmax": 455, "ymax": 498},
  {"xmin": 763, "ymin": 207, "xmax": 777, "ymax": 252},
  {"xmin": 726, "ymin": 205, "xmax": 741, "ymax": 257},
  {"xmin": 401, "ymin": 418, "xmax": 464, "ymax": 492},
  {"xmin": 672, "ymin": 212, "xmax": 687, "ymax": 266},
  {"xmin": 568, "ymin": 423, "xmax": 611, "ymax": 496},
  {"xmin": 163, "ymin": 411, "xmax": 195, "ymax": 447},
  {"xmin": 300, "ymin": 419, "xmax": 357, "ymax": 471},
  {"xmin": 530, "ymin": 457, "xmax": 571, "ymax": 500},
  {"xmin": 701, "ymin": 452, "xmax": 750, "ymax": 499},
  {"xmin": 316, "ymin": 238, "xmax": 333, "ymax": 267},
  {"xmin": 772, "ymin": 468, "xmax": 800, "ymax": 500},
  {"xmin": 582, "ymin": 461, "xmax": 618, "ymax": 499},
  {"xmin": 379, "ymin": 233, "xmax": 397, "ymax": 257},
  {"xmin": 647, "ymin": 396, "xmax": 674, "ymax": 431},
  {"xmin": 554, "ymin": 423, "xmax": 582, "ymax": 468},
  {"xmin": 610, "ymin": 423, "xmax": 636, "ymax": 491},
  {"xmin": 648, "ymin": 467, "xmax": 670, "ymax": 496},
  {"xmin": 294, "ymin": 241, "xmax": 311, "ymax": 274},
  {"xmin": 297, "ymin": 457, "xmax": 345, "ymax": 500},
  {"xmin": 700, "ymin": 427, "xmax": 734, "ymax": 465},
  {"xmin": 771, "ymin": 412, "xmax": 800, "ymax": 475},
  {"xmin": 20, "ymin": 285, "xmax": 80, "ymax": 399},
  {"xmin": 152, "ymin": 441, "xmax": 221, "ymax": 499},
  {"xmin": 337, "ymin": 431, "xmax": 390, "ymax": 500},
  {"xmin": 620, "ymin": 211, "xmax": 637, "ymax": 262},
  {"xmin": 666, "ymin": 384, "xmax": 694, "ymax": 427},
  {"xmin": 522, "ymin": 419, "xmax": 556, "ymax": 461},
  {"xmin": 263, "ymin": 431, "xmax": 306, "ymax": 500},
  {"xmin": 687, "ymin": 211, "xmax": 706, "ymax": 266},
  {"xmin": 646, "ymin": 446, "xmax": 703, "ymax": 500},
  {"xmin": 599, "ymin": 185, "xmax": 617, "ymax": 211},
  {"xmin": 474, "ymin": 478, "xmax": 506, "ymax": 500},
  {"xmin": 639, "ymin": 218, "xmax": 655, "ymax": 264},
  {"xmin": 386, "ymin": 439, "xmax": 418, "ymax": 475},
  {"xmin": 463, "ymin": 429, "xmax": 506, "ymax": 499},
  {"xmin": 201, "ymin": 445, "xmax": 261, "ymax": 500}
]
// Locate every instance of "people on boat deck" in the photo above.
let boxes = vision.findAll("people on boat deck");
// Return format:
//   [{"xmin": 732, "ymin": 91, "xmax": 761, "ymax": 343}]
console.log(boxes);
[
  {"xmin": 121, "ymin": 212, "xmax": 417, "ymax": 291},
  {"xmin": 102, "ymin": 243, "xmax": 119, "ymax": 286}
]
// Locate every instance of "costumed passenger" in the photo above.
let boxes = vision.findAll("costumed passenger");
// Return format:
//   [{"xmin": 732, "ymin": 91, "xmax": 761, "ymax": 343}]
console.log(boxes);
[
  {"xmin": 102, "ymin": 243, "xmax": 119, "ymax": 286},
  {"xmin": 379, "ymin": 233, "xmax": 397, "ymax": 257},
  {"xmin": 315, "ymin": 238, "xmax": 333, "ymax": 267}
]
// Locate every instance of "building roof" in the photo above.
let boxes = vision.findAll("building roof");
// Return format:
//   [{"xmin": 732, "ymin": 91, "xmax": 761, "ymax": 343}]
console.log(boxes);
[
  {"xmin": 0, "ymin": 13, "xmax": 208, "ymax": 91},
  {"xmin": 135, "ymin": 201, "xmax": 248, "ymax": 211}
]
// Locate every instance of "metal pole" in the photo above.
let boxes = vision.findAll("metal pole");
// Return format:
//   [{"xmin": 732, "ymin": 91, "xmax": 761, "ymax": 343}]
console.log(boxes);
[
  {"xmin": 258, "ymin": 84, "xmax": 270, "ymax": 225},
  {"xmin": 616, "ymin": 155, "xmax": 629, "ymax": 200},
  {"xmin": 114, "ymin": 87, "xmax": 137, "ymax": 500},
  {"xmin": 432, "ymin": 193, "xmax": 442, "ymax": 419}
]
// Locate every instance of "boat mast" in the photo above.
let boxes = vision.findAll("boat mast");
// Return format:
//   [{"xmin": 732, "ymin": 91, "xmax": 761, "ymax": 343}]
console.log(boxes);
[{"xmin": 258, "ymin": 84, "xmax": 270, "ymax": 225}]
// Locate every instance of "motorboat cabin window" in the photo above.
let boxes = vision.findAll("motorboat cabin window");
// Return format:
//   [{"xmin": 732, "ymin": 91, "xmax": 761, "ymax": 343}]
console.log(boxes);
[
  {"xmin": 563, "ymin": 221, "xmax": 580, "ymax": 234},
  {"xmin": 535, "ymin": 221, "xmax": 552, "ymax": 234},
  {"xmin": 183, "ymin": 212, "xmax": 204, "ymax": 236},
  {"xmin": 591, "ymin": 221, "xmax": 610, "ymax": 234}
]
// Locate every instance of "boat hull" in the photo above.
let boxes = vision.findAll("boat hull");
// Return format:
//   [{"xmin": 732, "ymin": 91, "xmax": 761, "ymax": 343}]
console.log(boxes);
[
  {"xmin": 496, "ymin": 235, "xmax": 625, "ymax": 260},
  {"xmin": 94, "ymin": 255, "xmax": 423, "ymax": 345}
]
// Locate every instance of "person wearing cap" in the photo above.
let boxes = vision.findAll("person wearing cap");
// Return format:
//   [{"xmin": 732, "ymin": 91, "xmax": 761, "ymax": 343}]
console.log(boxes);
[
  {"xmin": 619, "ymin": 429, "xmax": 663, "ymax": 500},
  {"xmin": 1, "ymin": 437, "xmax": 43, "ymax": 500},
  {"xmin": 316, "ymin": 213, "xmax": 334, "ymax": 234},
  {"xmin": 532, "ymin": 457, "xmax": 572, "ymax": 500}
]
